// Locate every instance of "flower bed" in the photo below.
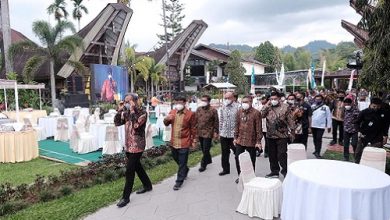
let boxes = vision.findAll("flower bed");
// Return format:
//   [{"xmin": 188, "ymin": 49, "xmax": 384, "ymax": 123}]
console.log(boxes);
[{"xmin": 0, "ymin": 145, "xmax": 172, "ymax": 217}]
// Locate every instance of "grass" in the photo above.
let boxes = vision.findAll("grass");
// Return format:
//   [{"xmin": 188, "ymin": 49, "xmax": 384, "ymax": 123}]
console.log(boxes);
[
  {"xmin": 3, "ymin": 145, "xmax": 222, "ymax": 220},
  {"xmin": 0, "ymin": 158, "xmax": 75, "ymax": 186}
]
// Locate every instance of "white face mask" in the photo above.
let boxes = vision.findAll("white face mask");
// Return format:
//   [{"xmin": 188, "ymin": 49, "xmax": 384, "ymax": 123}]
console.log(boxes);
[
  {"xmin": 224, "ymin": 99, "xmax": 233, "ymax": 106},
  {"xmin": 287, "ymin": 100, "xmax": 295, "ymax": 105},
  {"xmin": 271, "ymin": 100, "xmax": 279, "ymax": 106},
  {"xmin": 345, "ymin": 106, "xmax": 352, "ymax": 110},
  {"xmin": 175, "ymin": 104, "xmax": 184, "ymax": 111},
  {"xmin": 198, "ymin": 101, "xmax": 208, "ymax": 108},
  {"xmin": 242, "ymin": 103, "xmax": 250, "ymax": 110},
  {"xmin": 108, "ymin": 75, "xmax": 112, "ymax": 79}
]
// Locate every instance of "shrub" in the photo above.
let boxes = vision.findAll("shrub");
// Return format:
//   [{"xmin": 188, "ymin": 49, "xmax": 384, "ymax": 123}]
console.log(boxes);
[
  {"xmin": 0, "ymin": 200, "xmax": 28, "ymax": 216},
  {"xmin": 59, "ymin": 186, "xmax": 73, "ymax": 196},
  {"xmin": 102, "ymin": 170, "xmax": 118, "ymax": 182},
  {"xmin": 38, "ymin": 190, "xmax": 57, "ymax": 202}
]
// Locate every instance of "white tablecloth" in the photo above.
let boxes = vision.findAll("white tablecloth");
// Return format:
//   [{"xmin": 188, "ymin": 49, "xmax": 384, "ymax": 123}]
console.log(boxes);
[
  {"xmin": 89, "ymin": 123, "xmax": 125, "ymax": 149},
  {"xmin": 64, "ymin": 108, "xmax": 90, "ymax": 117},
  {"xmin": 155, "ymin": 105, "xmax": 171, "ymax": 116},
  {"xmin": 282, "ymin": 159, "xmax": 390, "ymax": 220},
  {"xmin": 38, "ymin": 116, "xmax": 73, "ymax": 138}
]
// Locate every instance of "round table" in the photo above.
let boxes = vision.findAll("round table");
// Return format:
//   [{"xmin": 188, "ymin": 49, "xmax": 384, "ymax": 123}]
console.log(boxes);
[
  {"xmin": 0, "ymin": 130, "xmax": 39, "ymax": 163},
  {"xmin": 4, "ymin": 110, "xmax": 47, "ymax": 124},
  {"xmin": 281, "ymin": 159, "xmax": 390, "ymax": 220},
  {"xmin": 38, "ymin": 116, "xmax": 73, "ymax": 138}
]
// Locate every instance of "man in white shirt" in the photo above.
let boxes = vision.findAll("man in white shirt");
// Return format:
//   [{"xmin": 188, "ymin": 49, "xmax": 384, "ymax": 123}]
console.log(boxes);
[{"xmin": 311, "ymin": 95, "xmax": 332, "ymax": 159}]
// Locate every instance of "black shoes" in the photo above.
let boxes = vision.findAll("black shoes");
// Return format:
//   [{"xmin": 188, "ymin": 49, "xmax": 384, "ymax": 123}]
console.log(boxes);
[
  {"xmin": 173, "ymin": 182, "xmax": 182, "ymax": 191},
  {"xmin": 265, "ymin": 173, "xmax": 279, "ymax": 178},
  {"xmin": 136, "ymin": 187, "xmax": 152, "ymax": 194},
  {"xmin": 218, "ymin": 171, "xmax": 230, "ymax": 176},
  {"xmin": 117, "ymin": 198, "xmax": 130, "ymax": 208},
  {"xmin": 235, "ymin": 178, "xmax": 239, "ymax": 184},
  {"xmin": 198, "ymin": 167, "xmax": 206, "ymax": 172},
  {"xmin": 313, "ymin": 152, "xmax": 322, "ymax": 159},
  {"xmin": 330, "ymin": 140, "xmax": 337, "ymax": 145}
]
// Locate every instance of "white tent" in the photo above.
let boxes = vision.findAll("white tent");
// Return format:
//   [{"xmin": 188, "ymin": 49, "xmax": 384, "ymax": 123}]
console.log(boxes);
[
  {"xmin": 0, "ymin": 79, "xmax": 45, "ymax": 122},
  {"xmin": 203, "ymin": 82, "xmax": 237, "ymax": 90}
]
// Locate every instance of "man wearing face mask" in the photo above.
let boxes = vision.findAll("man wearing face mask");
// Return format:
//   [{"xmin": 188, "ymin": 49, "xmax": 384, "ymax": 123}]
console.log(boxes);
[
  {"xmin": 294, "ymin": 92, "xmax": 312, "ymax": 149},
  {"xmin": 195, "ymin": 95, "xmax": 219, "ymax": 172},
  {"xmin": 342, "ymin": 98, "xmax": 360, "ymax": 161},
  {"xmin": 218, "ymin": 92, "xmax": 240, "ymax": 176},
  {"xmin": 234, "ymin": 96, "xmax": 263, "ymax": 177},
  {"xmin": 254, "ymin": 96, "xmax": 269, "ymax": 158},
  {"xmin": 115, "ymin": 93, "xmax": 152, "ymax": 208},
  {"xmin": 355, "ymin": 98, "xmax": 388, "ymax": 163},
  {"xmin": 164, "ymin": 96, "xmax": 197, "ymax": 190},
  {"xmin": 262, "ymin": 92, "xmax": 295, "ymax": 178},
  {"xmin": 329, "ymin": 90, "xmax": 346, "ymax": 145},
  {"xmin": 311, "ymin": 95, "xmax": 332, "ymax": 159}
]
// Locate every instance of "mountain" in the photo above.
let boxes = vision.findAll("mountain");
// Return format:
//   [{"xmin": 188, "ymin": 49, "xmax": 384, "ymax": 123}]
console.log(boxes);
[
  {"xmin": 208, "ymin": 43, "xmax": 254, "ymax": 53},
  {"xmin": 281, "ymin": 40, "xmax": 337, "ymax": 54}
]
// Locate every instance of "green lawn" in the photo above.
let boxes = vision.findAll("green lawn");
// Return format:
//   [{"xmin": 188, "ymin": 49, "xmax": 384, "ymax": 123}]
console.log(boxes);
[
  {"xmin": 4, "ymin": 145, "xmax": 222, "ymax": 220},
  {"xmin": 0, "ymin": 158, "xmax": 75, "ymax": 186}
]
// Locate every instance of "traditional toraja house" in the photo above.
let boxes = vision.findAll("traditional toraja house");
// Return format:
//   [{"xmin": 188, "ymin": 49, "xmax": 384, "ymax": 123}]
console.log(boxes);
[
  {"xmin": 185, "ymin": 44, "xmax": 267, "ymax": 91},
  {"xmin": 341, "ymin": 0, "xmax": 371, "ymax": 48},
  {"xmin": 146, "ymin": 20, "xmax": 208, "ymax": 93},
  {"xmin": 2, "ymin": 3, "xmax": 132, "ymax": 107}
]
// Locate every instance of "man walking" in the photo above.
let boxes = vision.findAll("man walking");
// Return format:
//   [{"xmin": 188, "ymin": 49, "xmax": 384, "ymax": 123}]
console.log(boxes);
[
  {"xmin": 311, "ymin": 95, "xmax": 332, "ymax": 159},
  {"xmin": 330, "ymin": 90, "xmax": 346, "ymax": 145},
  {"xmin": 355, "ymin": 98, "xmax": 388, "ymax": 163},
  {"xmin": 295, "ymin": 92, "xmax": 312, "ymax": 149},
  {"xmin": 262, "ymin": 92, "xmax": 295, "ymax": 178},
  {"xmin": 115, "ymin": 93, "xmax": 152, "ymax": 208},
  {"xmin": 164, "ymin": 96, "xmax": 197, "ymax": 190},
  {"xmin": 195, "ymin": 95, "xmax": 219, "ymax": 172},
  {"xmin": 218, "ymin": 92, "xmax": 240, "ymax": 176},
  {"xmin": 234, "ymin": 96, "xmax": 263, "ymax": 174},
  {"xmin": 342, "ymin": 98, "xmax": 360, "ymax": 161}
]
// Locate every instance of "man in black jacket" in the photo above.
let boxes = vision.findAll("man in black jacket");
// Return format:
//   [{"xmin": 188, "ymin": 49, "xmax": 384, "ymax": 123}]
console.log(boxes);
[{"xmin": 355, "ymin": 98, "xmax": 388, "ymax": 163}]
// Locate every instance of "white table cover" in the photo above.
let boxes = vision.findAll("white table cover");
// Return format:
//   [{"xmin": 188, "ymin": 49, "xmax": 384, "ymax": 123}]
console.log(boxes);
[
  {"xmin": 282, "ymin": 159, "xmax": 390, "ymax": 220},
  {"xmin": 155, "ymin": 105, "xmax": 171, "ymax": 116},
  {"xmin": 38, "ymin": 116, "xmax": 73, "ymax": 138},
  {"xmin": 64, "ymin": 108, "xmax": 90, "ymax": 117},
  {"xmin": 89, "ymin": 123, "xmax": 125, "ymax": 149}
]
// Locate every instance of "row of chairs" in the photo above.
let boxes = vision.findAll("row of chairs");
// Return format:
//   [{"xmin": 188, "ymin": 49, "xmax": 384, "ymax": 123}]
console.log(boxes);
[{"xmin": 236, "ymin": 144, "xmax": 388, "ymax": 220}]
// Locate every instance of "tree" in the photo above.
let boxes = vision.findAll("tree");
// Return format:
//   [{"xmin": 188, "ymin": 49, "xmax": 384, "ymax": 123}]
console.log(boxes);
[
  {"xmin": 47, "ymin": 0, "xmax": 68, "ymax": 23},
  {"xmin": 282, "ymin": 53, "xmax": 296, "ymax": 72},
  {"xmin": 225, "ymin": 50, "xmax": 247, "ymax": 94},
  {"xmin": 293, "ymin": 47, "xmax": 311, "ymax": 70},
  {"xmin": 157, "ymin": 0, "xmax": 185, "ymax": 45},
  {"xmin": 148, "ymin": 59, "xmax": 166, "ymax": 95},
  {"xmin": 71, "ymin": 0, "xmax": 88, "ymax": 31},
  {"xmin": 1, "ymin": 0, "xmax": 13, "ymax": 73},
  {"xmin": 9, "ymin": 20, "xmax": 83, "ymax": 107},
  {"xmin": 356, "ymin": 0, "xmax": 390, "ymax": 91},
  {"xmin": 254, "ymin": 41, "xmax": 281, "ymax": 72}
]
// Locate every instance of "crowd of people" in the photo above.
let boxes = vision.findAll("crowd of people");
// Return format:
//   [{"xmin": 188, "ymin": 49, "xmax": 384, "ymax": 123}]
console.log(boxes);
[{"xmin": 114, "ymin": 89, "xmax": 390, "ymax": 207}]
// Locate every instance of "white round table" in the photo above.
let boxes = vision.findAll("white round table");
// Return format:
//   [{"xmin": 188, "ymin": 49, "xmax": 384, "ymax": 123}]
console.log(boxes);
[
  {"xmin": 282, "ymin": 159, "xmax": 390, "ymax": 220},
  {"xmin": 38, "ymin": 116, "xmax": 73, "ymax": 138}
]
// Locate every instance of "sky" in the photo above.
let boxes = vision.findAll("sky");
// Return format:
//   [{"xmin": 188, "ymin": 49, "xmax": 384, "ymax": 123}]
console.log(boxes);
[{"xmin": 8, "ymin": 0, "xmax": 361, "ymax": 52}]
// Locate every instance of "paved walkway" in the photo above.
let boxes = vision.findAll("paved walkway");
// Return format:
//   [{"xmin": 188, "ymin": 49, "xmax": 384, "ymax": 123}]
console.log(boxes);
[{"xmin": 85, "ymin": 136, "xmax": 329, "ymax": 220}]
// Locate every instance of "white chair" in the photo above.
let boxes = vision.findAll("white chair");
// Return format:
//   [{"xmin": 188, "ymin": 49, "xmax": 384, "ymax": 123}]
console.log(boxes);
[
  {"xmin": 23, "ymin": 117, "xmax": 46, "ymax": 141},
  {"xmin": 145, "ymin": 123, "xmax": 155, "ymax": 150},
  {"xmin": 70, "ymin": 124, "xmax": 95, "ymax": 154},
  {"xmin": 54, "ymin": 117, "xmax": 69, "ymax": 142},
  {"xmin": 236, "ymin": 152, "xmax": 282, "ymax": 220},
  {"xmin": 72, "ymin": 109, "xmax": 81, "ymax": 124},
  {"xmin": 360, "ymin": 147, "xmax": 387, "ymax": 172},
  {"xmin": 287, "ymin": 144, "xmax": 307, "ymax": 166},
  {"xmin": 102, "ymin": 125, "xmax": 122, "ymax": 155},
  {"xmin": 162, "ymin": 125, "xmax": 171, "ymax": 142},
  {"xmin": 84, "ymin": 115, "xmax": 91, "ymax": 132}
]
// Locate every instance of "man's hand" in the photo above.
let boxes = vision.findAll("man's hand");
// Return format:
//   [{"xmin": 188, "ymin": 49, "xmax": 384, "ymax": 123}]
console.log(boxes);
[
  {"xmin": 327, "ymin": 128, "xmax": 331, "ymax": 133},
  {"xmin": 233, "ymin": 139, "xmax": 238, "ymax": 145},
  {"xmin": 165, "ymin": 114, "xmax": 175, "ymax": 122},
  {"xmin": 255, "ymin": 143, "xmax": 262, "ymax": 150},
  {"xmin": 191, "ymin": 141, "xmax": 198, "ymax": 150}
]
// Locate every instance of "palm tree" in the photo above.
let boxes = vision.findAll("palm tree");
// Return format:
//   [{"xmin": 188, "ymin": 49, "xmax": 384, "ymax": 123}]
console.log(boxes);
[
  {"xmin": 47, "ymin": 0, "xmax": 68, "ymax": 23},
  {"xmin": 9, "ymin": 20, "xmax": 84, "ymax": 107},
  {"xmin": 148, "ymin": 59, "xmax": 166, "ymax": 95},
  {"xmin": 71, "ymin": 0, "xmax": 88, "ymax": 31},
  {"xmin": 1, "ymin": 0, "xmax": 13, "ymax": 73}
]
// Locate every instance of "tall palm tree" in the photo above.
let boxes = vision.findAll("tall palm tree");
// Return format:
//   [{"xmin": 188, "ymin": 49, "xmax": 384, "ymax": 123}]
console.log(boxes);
[
  {"xmin": 71, "ymin": 0, "xmax": 88, "ymax": 31},
  {"xmin": 47, "ymin": 0, "xmax": 68, "ymax": 23},
  {"xmin": 148, "ymin": 59, "xmax": 165, "ymax": 95},
  {"xmin": 9, "ymin": 20, "xmax": 83, "ymax": 107},
  {"xmin": 1, "ymin": 0, "xmax": 13, "ymax": 73}
]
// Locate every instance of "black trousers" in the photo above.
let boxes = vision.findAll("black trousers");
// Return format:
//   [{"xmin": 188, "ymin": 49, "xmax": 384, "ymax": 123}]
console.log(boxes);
[
  {"xmin": 199, "ymin": 137, "xmax": 212, "ymax": 168},
  {"xmin": 267, "ymin": 138, "xmax": 288, "ymax": 176},
  {"xmin": 332, "ymin": 119, "xmax": 344, "ymax": 143},
  {"xmin": 220, "ymin": 137, "xmax": 239, "ymax": 174},
  {"xmin": 235, "ymin": 145, "xmax": 256, "ymax": 174},
  {"xmin": 343, "ymin": 131, "xmax": 358, "ymax": 160},
  {"xmin": 171, "ymin": 147, "xmax": 189, "ymax": 184},
  {"xmin": 122, "ymin": 152, "xmax": 152, "ymax": 200},
  {"xmin": 263, "ymin": 132, "xmax": 269, "ymax": 155},
  {"xmin": 294, "ymin": 128, "xmax": 309, "ymax": 150},
  {"xmin": 312, "ymin": 128, "xmax": 325, "ymax": 155}
]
